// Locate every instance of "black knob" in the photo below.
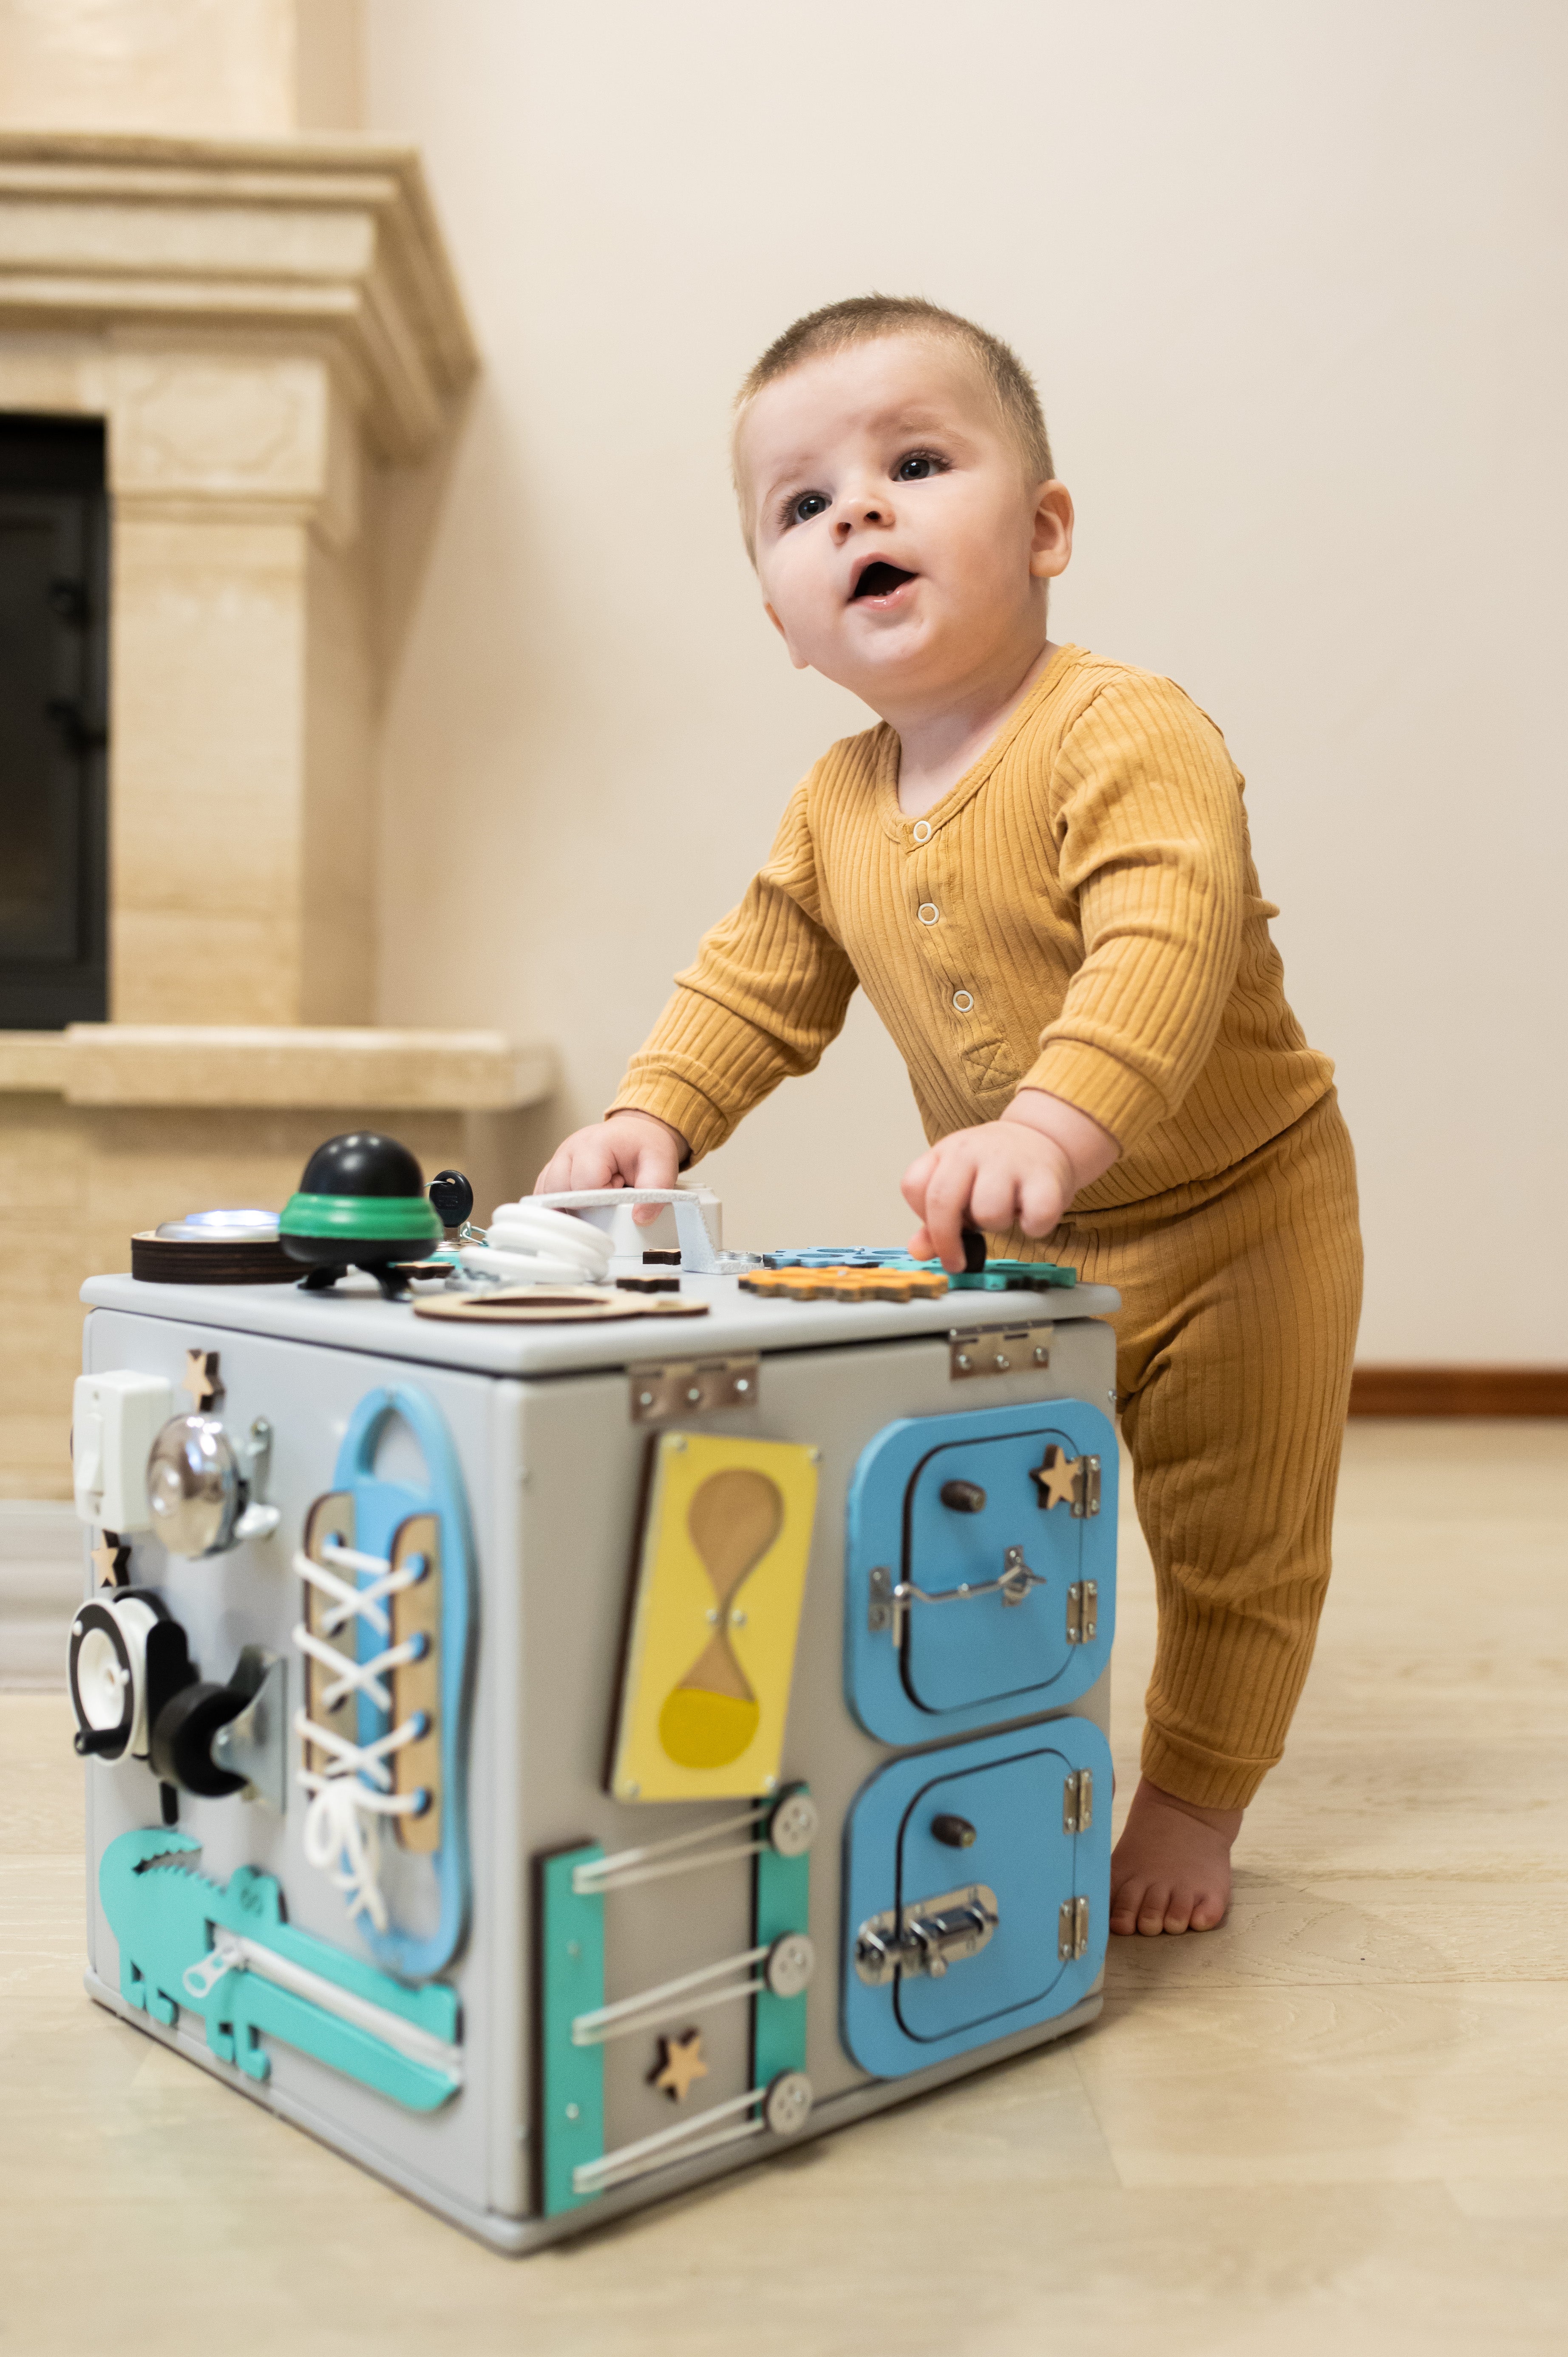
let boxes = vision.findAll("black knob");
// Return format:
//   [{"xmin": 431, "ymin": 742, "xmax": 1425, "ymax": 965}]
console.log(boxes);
[
  {"xmin": 148, "ymin": 1681, "xmax": 249, "ymax": 1799},
  {"xmin": 960, "ymin": 1226, "xmax": 987, "ymax": 1274},
  {"xmin": 940, "ymin": 1479, "xmax": 987, "ymax": 1514},
  {"xmin": 932, "ymin": 1813, "xmax": 977, "ymax": 1849},
  {"xmin": 429, "ymin": 1169, "xmax": 474, "ymax": 1228}
]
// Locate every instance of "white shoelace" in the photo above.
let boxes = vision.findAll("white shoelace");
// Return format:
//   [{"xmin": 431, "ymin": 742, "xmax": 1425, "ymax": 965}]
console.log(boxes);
[{"xmin": 293, "ymin": 1539, "xmax": 430, "ymax": 1933}]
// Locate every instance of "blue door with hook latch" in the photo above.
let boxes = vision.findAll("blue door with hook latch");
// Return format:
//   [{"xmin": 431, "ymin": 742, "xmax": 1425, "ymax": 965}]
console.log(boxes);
[{"xmin": 844, "ymin": 1399, "xmax": 1115, "ymax": 1746}]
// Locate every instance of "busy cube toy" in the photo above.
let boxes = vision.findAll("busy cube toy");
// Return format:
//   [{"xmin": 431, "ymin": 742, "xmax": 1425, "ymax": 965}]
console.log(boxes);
[{"xmin": 70, "ymin": 1182, "xmax": 1119, "ymax": 2252}]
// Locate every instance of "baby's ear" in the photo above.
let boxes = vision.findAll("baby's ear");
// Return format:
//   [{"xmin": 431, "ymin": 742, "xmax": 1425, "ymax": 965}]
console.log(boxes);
[{"xmin": 763, "ymin": 601, "xmax": 812, "ymax": 670}]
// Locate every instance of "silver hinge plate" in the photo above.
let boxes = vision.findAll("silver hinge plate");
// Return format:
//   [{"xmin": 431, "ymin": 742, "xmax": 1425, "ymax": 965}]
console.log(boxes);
[
  {"xmin": 1062, "ymin": 1767, "xmax": 1094, "ymax": 1834},
  {"xmin": 948, "ymin": 1322, "xmax": 1053, "ymax": 1381},
  {"xmin": 1065, "ymin": 1580, "xmax": 1098, "ymax": 1644},
  {"xmin": 1058, "ymin": 1895, "xmax": 1090, "ymax": 1961},
  {"xmin": 629, "ymin": 1354, "xmax": 760, "ymax": 1423},
  {"xmin": 854, "ymin": 1883, "xmax": 1000, "ymax": 1986},
  {"xmin": 1074, "ymin": 1454, "xmax": 1102, "ymax": 1518}
]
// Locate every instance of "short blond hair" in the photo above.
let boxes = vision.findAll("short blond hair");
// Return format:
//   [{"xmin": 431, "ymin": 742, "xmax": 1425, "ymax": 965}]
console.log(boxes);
[{"xmin": 733, "ymin": 293, "xmax": 1055, "ymax": 542}]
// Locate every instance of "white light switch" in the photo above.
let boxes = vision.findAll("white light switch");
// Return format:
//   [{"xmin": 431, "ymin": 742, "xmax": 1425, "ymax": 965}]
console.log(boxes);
[{"xmin": 72, "ymin": 1371, "xmax": 177, "ymax": 1532}]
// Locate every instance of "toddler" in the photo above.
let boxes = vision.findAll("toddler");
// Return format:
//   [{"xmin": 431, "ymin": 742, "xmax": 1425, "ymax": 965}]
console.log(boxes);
[{"xmin": 538, "ymin": 295, "xmax": 1362, "ymax": 1936}]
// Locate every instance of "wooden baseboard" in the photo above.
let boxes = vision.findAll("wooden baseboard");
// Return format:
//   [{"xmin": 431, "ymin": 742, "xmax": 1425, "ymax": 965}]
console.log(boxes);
[{"xmin": 1349, "ymin": 1366, "xmax": 1568, "ymax": 1416}]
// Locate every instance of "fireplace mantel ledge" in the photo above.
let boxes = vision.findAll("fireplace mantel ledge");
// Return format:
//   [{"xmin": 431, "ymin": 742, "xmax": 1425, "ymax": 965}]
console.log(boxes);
[
  {"xmin": 0, "ymin": 1026, "xmax": 555, "ymax": 1111},
  {"xmin": 0, "ymin": 128, "xmax": 478, "ymax": 459}
]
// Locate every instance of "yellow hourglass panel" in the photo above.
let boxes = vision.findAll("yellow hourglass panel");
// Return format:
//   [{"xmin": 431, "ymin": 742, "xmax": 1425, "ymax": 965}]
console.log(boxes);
[{"xmin": 610, "ymin": 1431, "xmax": 820, "ymax": 1802}]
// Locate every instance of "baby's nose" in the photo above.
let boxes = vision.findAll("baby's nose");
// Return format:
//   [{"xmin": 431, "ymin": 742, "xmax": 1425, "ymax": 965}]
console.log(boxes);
[{"xmin": 837, "ymin": 496, "xmax": 890, "ymax": 536}]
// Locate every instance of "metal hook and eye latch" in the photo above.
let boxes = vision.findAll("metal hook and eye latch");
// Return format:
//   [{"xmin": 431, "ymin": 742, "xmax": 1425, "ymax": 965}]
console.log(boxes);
[{"xmin": 867, "ymin": 1545, "xmax": 1046, "ymax": 1642}]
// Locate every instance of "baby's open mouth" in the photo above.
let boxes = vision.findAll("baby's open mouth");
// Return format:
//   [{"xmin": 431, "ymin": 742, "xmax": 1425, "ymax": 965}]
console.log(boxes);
[{"xmin": 851, "ymin": 562, "xmax": 916, "ymax": 601}]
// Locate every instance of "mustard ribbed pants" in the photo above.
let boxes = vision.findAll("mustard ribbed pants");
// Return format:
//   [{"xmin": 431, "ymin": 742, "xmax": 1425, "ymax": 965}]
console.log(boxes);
[{"xmin": 1049, "ymin": 1092, "xmax": 1363, "ymax": 1811}]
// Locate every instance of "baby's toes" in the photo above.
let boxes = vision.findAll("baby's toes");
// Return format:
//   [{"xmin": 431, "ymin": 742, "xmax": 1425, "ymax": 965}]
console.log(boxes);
[
  {"xmin": 1108, "ymin": 1878, "xmax": 1146, "ymax": 1936},
  {"xmin": 1135, "ymin": 1884, "xmax": 1173, "ymax": 1937},
  {"xmin": 1188, "ymin": 1889, "xmax": 1228, "ymax": 1932}
]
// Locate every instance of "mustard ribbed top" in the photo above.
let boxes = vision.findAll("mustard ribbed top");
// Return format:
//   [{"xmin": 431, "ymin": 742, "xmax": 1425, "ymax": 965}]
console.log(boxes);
[{"xmin": 613, "ymin": 644, "xmax": 1333, "ymax": 1211}]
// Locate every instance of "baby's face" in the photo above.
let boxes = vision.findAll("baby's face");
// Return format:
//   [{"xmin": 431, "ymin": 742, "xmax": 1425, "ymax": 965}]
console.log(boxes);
[{"xmin": 739, "ymin": 333, "xmax": 1069, "ymax": 709}]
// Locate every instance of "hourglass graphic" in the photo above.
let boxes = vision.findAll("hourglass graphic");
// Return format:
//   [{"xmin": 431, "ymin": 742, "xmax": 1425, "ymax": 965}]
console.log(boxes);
[
  {"xmin": 658, "ymin": 1469, "xmax": 783, "ymax": 1768},
  {"xmin": 612, "ymin": 1433, "xmax": 819, "ymax": 1801}
]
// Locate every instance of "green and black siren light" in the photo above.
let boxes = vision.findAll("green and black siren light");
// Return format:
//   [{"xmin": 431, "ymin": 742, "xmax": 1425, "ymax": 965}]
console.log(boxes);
[{"xmin": 279, "ymin": 1131, "xmax": 443, "ymax": 1300}]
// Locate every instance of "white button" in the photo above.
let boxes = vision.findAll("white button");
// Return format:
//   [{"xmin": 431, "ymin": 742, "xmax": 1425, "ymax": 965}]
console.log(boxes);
[
  {"xmin": 911, "ymin": 819, "xmax": 932, "ymax": 844},
  {"xmin": 953, "ymin": 990, "xmax": 974, "ymax": 1013},
  {"xmin": 917, "ymin": 903, "xmax": 940, "ymax": 925}
]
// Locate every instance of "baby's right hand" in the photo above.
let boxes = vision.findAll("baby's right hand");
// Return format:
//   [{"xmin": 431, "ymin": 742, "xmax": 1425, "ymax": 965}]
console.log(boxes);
[{"xmin": 533, "ymin": 1110, "xmax": 687, "ymax": 1222}]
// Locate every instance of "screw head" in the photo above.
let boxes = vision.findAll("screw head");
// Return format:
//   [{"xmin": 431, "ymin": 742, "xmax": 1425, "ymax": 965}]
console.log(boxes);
[
  {"xmin": 956, "ymin": 1353, "xmax": 971, "ymax": 1370},
  {"xmin": 734, "ymin": 1377, "xmax": 750, "ymax": 1393},
  {"xmin": 564, "ymin": 2102, "xmax": 580, "ymax": 2122},
  {"xmin": 621, "ymin": 1779, "xmax": 640, "ymax": 1798},
  {"xmin": 994, "ymin": 1353, "xmax": 1009, "ymax": 1370},
  {"xmin": 731, "ymin": 1608, "xmax": 746, "ymax": 1626},
  {"xmin": 639, "ymin": 1390, "xmax": 655, "ymax": 1407},
  {"xmin": 686, "ymin": 1385, "xmax": 702, "ymax": 1403}
]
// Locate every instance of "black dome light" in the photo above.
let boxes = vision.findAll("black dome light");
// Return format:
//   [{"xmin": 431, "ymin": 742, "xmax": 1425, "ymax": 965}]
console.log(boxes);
[{"xmin": 279, "ymin": 1130, "xmax": 442, "ymax": 1301}]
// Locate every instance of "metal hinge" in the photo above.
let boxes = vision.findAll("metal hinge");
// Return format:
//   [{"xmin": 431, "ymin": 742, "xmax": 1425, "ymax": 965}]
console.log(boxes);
[
  {"xmin": 948, "ymin": 1322, "xmax": 1053, "ymax": 1381},
  {"xmin": 1057, "ymin": 1896, "xmax": 1090, "ymax": 1961},
  {"xmin": 1061, "ymin": 1768, "xmax": 1094, "ymax": 1834},
  {"xmin": 1073, "ymin": 1455, "xmax": 1102, "ymax": 1518},
  {"xmin": 1065, "ymin": 1580, "xmax": 1098, "ymax": 1644},
  {"xmin": 629, "ymin": 1353, "xmax": 760, "ymax": 1423}
]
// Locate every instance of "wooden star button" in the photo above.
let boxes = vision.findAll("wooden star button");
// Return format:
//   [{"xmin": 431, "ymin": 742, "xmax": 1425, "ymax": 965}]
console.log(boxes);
[
  {"xmin": 650, "ymin": 2028, "xmax": 708, "ymax": 2102},
  {"xmin": 184, "ymin": 1347, "xmax": 222, "ymax": 1411},
  {"xmin": 1030, "ymin": 1445, "xmax": 1080, "ymax": 1511},
  {"xmin": 91, "ymin": 1533, "xmax": 131, "ymax": 1587}
]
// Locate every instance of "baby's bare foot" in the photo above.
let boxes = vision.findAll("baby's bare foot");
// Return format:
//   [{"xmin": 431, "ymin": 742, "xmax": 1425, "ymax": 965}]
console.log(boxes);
[{"xmin": 1109, "ymin": 1776, "xmax": 1242, "ymax": 1936}]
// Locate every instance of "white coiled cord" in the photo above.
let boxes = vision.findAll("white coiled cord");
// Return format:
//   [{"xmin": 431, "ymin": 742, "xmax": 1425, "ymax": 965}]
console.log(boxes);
[{"xmin": 459, "ymin": 1201, "xmax": 613, "ymax": 1288}]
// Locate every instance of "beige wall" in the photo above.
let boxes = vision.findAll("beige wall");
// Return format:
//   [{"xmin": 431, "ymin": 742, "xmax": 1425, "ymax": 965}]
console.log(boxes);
[
  {"xmin": 0, "ymin": 0, "xmax": 361, "ymax": 134},
  {"xmin": 382, "ymin": 4, "xmax": 1553, "ymax": 1356}
]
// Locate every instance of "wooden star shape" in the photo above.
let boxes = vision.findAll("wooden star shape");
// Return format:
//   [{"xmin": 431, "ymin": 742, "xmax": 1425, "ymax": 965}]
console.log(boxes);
[
  {"xmin": 91, "ymin": 1533, "xmax": 131, "ymax": 1588},
  {"xmin": 184, "ymin": 1347, "xmax": 222, "ymax": 1411},
  {"xmin": 649, "ymin": 2028, "xmax": 708, "ymax": 2103},
  {"xmin": 1030, "ymin": 1445, "xmax": 1080, "ymax": 1511}
]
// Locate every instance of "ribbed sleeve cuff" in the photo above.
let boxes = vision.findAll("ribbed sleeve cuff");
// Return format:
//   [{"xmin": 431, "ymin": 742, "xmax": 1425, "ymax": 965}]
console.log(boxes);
[
  {"xmin": 1141, "ymin": 1723, "xmax": 1277, "ymax": 1812},
  {"xmin": 1021, "ymin": 1040, "xmax": 1166, "ymax": 1151},
  {"xmin": 607, "ymin": 1074, "xmax": 731, "ymax": 1162}
]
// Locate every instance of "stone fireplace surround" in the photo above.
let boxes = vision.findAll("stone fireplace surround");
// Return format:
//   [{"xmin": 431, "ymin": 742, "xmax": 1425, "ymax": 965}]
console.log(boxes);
[{"xmin": 0, "ymin": 130, "xmax": 553, "ymax": 1498}]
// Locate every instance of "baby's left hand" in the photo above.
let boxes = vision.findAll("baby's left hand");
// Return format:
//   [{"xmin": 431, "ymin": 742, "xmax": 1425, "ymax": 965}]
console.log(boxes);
[{"xmin": 901, "ymin": 1091, "xmax": 1120, "ymax": 1271}]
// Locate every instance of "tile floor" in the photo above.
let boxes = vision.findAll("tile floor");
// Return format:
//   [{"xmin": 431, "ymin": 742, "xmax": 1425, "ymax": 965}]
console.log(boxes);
[{"xmin": 4, "ymin": 1422, "xmax": 1565, "ymax": 2354}]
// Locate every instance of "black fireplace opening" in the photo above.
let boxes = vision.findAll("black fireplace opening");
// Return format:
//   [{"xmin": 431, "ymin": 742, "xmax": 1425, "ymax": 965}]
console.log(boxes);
[{"xmin": 0, "ymin": 414, "xmax": 110, "ymax": 1028}]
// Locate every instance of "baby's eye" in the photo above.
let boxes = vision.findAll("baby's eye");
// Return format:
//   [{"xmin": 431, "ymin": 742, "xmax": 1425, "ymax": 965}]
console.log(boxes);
[
  {"xmin": 788, "ymin": 491, "xmax": 830, "ymax": 526},
  {"xmin": 896, "ymin": 450, "xmax": 947, "ymax": 482}
]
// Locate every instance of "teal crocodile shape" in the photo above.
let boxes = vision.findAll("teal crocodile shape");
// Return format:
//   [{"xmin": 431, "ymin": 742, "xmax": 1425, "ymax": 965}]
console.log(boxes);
[{"xmin": 100, "ymin": 1827, "xmax": 461, "ymax": 2113}]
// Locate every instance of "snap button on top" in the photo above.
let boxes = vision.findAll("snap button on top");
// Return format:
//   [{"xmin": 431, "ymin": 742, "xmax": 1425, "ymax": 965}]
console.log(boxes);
[
  {"xmin": 911, "ymin": 819, "xmax": 933, "ymax": 844},
  {"xmin": 917, "ymin": 903, "xmax": 940, "ymax": 925},
  {"xmin": 953, "ymin": 990, "xmax": 974, "ymax": 1013}
]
